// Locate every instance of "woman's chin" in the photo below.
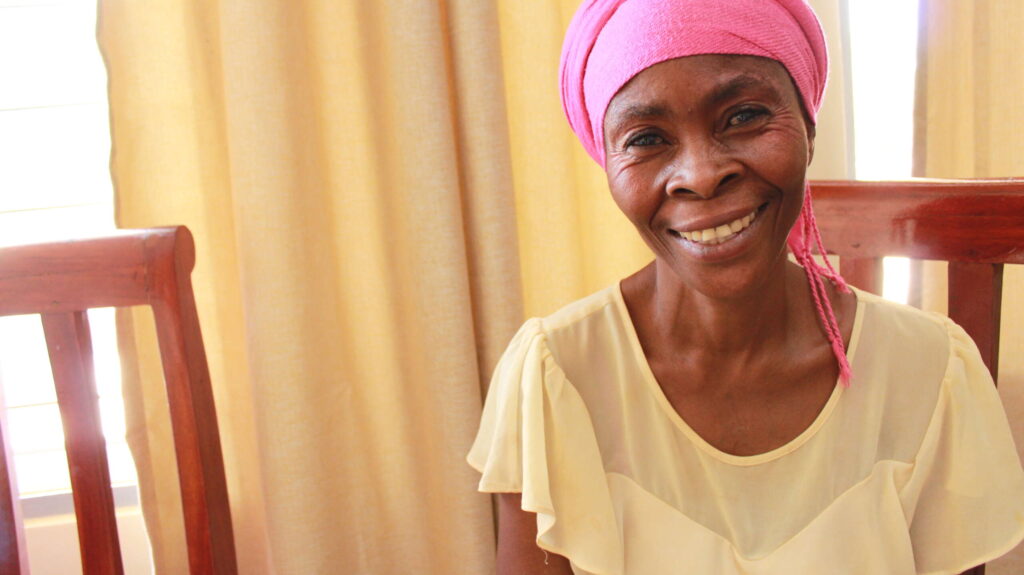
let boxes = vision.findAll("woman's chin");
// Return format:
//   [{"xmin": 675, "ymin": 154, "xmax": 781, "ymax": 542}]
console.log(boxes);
[
  {"xmin": 655, "ymin": 248, "xmax": 790, "ymax": 303},
  {"xmin": 646, "ymin": 198, "xmax": 797, "ymax": 299}
]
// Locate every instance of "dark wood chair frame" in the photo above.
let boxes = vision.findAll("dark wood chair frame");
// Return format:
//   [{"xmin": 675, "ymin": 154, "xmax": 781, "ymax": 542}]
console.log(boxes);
[
  {"xmin": 0, "ymin": 226, "xmax": 237, "ymax": 574},
  {"xmin": 813, "ymin": 178, "xmax": 1024, "ymax": 575},
  {"xmin": 0, "ymin": 181, "xmax": 1019, "ymax": 574}
]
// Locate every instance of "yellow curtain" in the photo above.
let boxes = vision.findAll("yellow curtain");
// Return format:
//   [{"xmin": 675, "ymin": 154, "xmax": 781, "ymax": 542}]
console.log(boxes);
[
  {"xmin": 916, "ymin": 1, "xmax": 1024, "ymax": 572},
  {"xmin": 99, "ymin": 1, "xmax": 526, "ymax": 572},
  {"xmin": 97, "ymin": 0, "xmax": 847, "ymax": 572}
]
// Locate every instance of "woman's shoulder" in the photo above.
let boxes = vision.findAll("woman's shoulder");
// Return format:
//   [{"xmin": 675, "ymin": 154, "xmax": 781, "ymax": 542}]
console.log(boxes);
[
  {"xmin": 535, "ymin": 284, "xmax": 622, "ymax": 332},
  {"xmin": 505, "ymin": 284, "xmax": 627, "ymax": 361},
  {"xmin": 851, "ymin": 287, "xmax": 957, "ymax": 358},
  {"xmin": 490, "ymin": 284, "xmax": 641, "ymax": 410},
  {"xmin": 534, "ymin": 284, "xmax": 640, "ymax": 370},
  {"xmin": 846, "ymin": 287, "xmax": 1001, "ymax": 456}
]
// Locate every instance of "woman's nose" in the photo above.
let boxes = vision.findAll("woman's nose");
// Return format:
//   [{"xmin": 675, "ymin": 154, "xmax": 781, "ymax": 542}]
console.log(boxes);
[{"xmin": 664, "ymin": 142, "xmax": 741, "ymax": 199}]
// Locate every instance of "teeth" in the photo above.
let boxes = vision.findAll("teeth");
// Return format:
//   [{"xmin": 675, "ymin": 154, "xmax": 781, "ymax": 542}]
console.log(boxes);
[{"xmin": 678, "ymin": 209, "xmax": 758, "ymax": 245}]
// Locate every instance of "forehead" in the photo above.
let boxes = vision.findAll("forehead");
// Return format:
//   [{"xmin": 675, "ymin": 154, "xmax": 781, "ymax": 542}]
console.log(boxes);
[{"xmin": 604, "ymin": 54, "xmax": 802, "ymax": 120}]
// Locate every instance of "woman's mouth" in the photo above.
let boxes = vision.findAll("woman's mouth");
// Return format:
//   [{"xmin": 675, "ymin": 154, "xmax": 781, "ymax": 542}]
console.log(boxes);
[{"xmin": 671, "ymin": 206, "xmax": 762, "ymax": 246}]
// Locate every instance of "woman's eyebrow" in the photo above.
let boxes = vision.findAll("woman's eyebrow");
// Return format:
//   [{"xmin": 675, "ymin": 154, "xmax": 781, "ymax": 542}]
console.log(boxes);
[
  {"xmin": 605, "ymin": 73, "xmax": 782, "ymax": 135},
  {"xmin": 707, "ymin": 74, "xmax": 779, "ymax": 106},
  {"xmin": 606, "ymin": 103, "xmax": 670, "ymax": 133}
]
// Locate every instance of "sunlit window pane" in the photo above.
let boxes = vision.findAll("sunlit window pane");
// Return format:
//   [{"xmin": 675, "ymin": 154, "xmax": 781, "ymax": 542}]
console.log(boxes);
[
  {"xmin": 91, "ymin": 308, "xmax": 124, "ymax": 397},
  {"xmin": 0, "ymin": 4, "xmax": 150, "ymax": 573},
  {"xmin": 0, "ymin": 308, "xmax": 135, "ymax": 497},
  {"xmin": 0, "ymin": 315, "xmax": 56, "ymax": 407},
  {"xmin": 882, "ymin": 256, "xmax": 912, "ymax": 305},
  {"xmin": 107, "ymin": 443, "xmax": 139, "ymax": 487},
  {"xmin": 7, "ymin": 405, "xmax": 64, "ymax": 454},
  {"xmin": 0, "ymin": 105, "xmax": 113, "ymax": 212},
  {"xmin": 11, "ymin": 450, "xmax": 72, "ymax": 496},
  {"xmin": 848, "ymin": 0, "xmax": 919, "ymax": 180},
  {"xmin": 0, "ymin": 1, "xmax": 106, "ymax": 110},
  {"xmin": 0, "ymin": 205, "xmax": 116, "ymax": 248},
  {"xmin": 848, "ymin": 0, "xmax": 919, "ymax": 303}
]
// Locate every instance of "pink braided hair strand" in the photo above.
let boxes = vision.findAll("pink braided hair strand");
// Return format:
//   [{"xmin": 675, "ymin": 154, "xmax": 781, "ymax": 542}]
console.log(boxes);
[{"xmin": 787, "ymin": 184, "xmax": 853, "ymax": 385}]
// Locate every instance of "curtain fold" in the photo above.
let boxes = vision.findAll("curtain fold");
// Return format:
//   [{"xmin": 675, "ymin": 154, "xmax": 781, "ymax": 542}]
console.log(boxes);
[
  {"xmin": 100, "ymin": 1, "xmax": 519, "ymax": 572},
  {"xmin": 915, "ymin": 1, "xmax": 1024, "ymax": 572},
  {"xmin": 98, "ymin": 0, "xmax": 848, "ymax": 572}
]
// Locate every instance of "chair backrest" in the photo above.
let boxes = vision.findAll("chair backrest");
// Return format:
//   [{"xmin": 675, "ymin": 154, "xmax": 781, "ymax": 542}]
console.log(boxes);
[
  {"xmin": 813, "ymin": 179, "xmax": 1024, "ymax": 575},
  {"xmin": 0, "ymin": 226, "xmax": 237, "ymax": 574},
  {"xmin": 812, "ymin": 179, "xmax": 1024, "ymax": 381}
]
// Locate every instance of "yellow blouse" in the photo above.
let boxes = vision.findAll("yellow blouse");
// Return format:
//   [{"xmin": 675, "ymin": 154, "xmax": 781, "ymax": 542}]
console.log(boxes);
[{"xmin": 468, "ymin": 285, "xmax": 1024, "ymax": 574}]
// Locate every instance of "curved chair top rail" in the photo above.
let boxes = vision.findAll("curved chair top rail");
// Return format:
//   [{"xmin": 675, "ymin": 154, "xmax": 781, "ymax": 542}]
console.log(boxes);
[
  {"xmin": 812, "ymin": 178, "xmax": 1023, "ymax": 386},
  {"xmin": 0, "ymin": 225, "xmax": 235, "ymax": 574},
  {"xmin": 811, "ymin": 178, "xmax": 1024, "ymax": 264},
  {"xmin": 0, "ymin": 226, "xmax": 195, "ymax": 317}
]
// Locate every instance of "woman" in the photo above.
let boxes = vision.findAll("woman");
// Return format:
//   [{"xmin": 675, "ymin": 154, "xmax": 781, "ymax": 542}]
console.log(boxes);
[{"xmin": 469, "ymin": 0, "xmax": 1024, "ymax": 573}]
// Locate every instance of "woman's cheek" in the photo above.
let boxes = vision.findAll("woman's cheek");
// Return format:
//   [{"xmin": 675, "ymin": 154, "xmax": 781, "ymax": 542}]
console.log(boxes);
[
  {"xmin": 607, "ymin": 168, "xmax": 652, "ymax": 219},
  {"xmin": 744, "ymin": 134, "xmax": 809, "ymax": 182},
  {"xmin": 612, "ymin": 186, "xmax": 652, "ymax": 226}
]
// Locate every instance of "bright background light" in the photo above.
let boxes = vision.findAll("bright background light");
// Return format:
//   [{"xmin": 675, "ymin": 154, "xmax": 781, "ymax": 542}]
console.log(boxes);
[
  {"xmin": 846, "ymin": 0, "xmax": 920, "ymax": 304},
  {"xmin": 0, "ymin": 0, "xmax": 130, "ymax": 497}
]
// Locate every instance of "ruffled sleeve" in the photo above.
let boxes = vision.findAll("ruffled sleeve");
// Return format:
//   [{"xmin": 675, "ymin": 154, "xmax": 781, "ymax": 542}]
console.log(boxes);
[
  {"xmin": 467, "ymin": 319, "xmax": 624, "ymax": 575},
  {"xmin": 899, "ymin": 319, "xmax": 1024, "ymax": 574}
]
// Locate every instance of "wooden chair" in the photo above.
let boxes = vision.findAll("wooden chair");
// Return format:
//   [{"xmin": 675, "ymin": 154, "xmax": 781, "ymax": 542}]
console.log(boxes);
[
  {"xmin": 0, "ymin": 226, "xmax": 237, "ymax": 574},
  {"xmin": 813, "ymin": 178, "xmax": 1024, "ymax": 575}
]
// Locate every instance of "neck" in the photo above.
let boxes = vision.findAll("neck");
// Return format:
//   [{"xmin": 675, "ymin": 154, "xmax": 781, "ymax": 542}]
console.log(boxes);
[{"xmin": 645, "ymin": 259, "xmax": 808, "ymax": 356}]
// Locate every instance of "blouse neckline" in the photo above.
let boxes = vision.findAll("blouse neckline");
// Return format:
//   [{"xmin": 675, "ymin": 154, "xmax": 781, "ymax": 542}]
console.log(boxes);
[{"xmin": 611, "ymin": 282, "xmax": 866, "ymax": 467}]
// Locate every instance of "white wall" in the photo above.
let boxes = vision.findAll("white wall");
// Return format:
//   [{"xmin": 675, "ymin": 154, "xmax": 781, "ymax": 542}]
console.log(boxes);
[{"xmin": 25, "ymin": 507, "xmax": 153, "ymax": 575}]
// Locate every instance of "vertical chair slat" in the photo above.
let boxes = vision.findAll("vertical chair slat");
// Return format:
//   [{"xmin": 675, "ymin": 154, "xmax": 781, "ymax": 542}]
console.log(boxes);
[
  {"xmin": 0, "ymin": 227, "xmax": 236, "ymax": 573},
  {"xmin": 42, "ymin": 311, "xmax": 125, "ymax": 575},
  {"xmin": 947, "ymin": 262, "xmax": 1004, "ymax": 381},
  {"xmin": 154, "ymin": 301, "xmax": 235, "ymax": 574},
  {"xmin": 839, "ymin": 256, "xmax": 883, "ymax": 294},
  {"xmin": 0, "ymin": 386, "xmax": 28, "ymax": 575},
  {"xmin": 148, "ymin": 229, "xmax": 237, "ymax": 574}
]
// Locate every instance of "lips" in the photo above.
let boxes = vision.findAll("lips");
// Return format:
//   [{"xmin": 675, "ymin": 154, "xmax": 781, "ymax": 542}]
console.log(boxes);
[
  {"xmin": 671, "ymin": 207, "xmax": 760, "ymax": 246},
  {"xmin": 675, "ymin": 207, "xmax": 757, "ymax": 243}
]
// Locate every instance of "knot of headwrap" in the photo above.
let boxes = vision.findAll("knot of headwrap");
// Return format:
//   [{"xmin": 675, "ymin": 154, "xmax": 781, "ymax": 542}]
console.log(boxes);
[{"xmin": 559, "ymin": 0, "xmax": 852, "ymax": 385}]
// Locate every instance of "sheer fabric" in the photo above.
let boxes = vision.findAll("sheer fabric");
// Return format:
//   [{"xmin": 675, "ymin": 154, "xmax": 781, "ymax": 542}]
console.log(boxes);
[{"xmin": 470, "ymin": 286, "xmax": 1024, "ymax": 574}]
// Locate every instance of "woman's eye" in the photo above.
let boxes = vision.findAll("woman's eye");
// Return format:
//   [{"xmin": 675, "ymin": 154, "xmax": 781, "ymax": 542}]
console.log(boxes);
[
  {"xmin": 727, "ymin": 108, "xmax": 767, "ymax": 127},
  {"xmin": 625, "ymin": 132, "xmax": 666, "ymax": 148}
]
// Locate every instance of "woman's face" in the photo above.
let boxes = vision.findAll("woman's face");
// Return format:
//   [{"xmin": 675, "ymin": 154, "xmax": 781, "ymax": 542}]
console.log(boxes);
[{"xmin": 603, "ymin": 55, "xmax": 814, "ymax": 299}]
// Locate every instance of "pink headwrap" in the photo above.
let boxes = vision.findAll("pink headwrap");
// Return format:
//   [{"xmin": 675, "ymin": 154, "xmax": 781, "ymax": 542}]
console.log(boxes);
[{"xmin": 560, "ymin": 0, "xmax": 853, "ymax": 385}]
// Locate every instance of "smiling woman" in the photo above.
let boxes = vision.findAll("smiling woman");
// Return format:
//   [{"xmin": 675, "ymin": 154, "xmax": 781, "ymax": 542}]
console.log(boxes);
[
  {"xmin": 603, "ymin": 57, "xmax": 813, "ymax": 297},
  {"xmin": 600, "ymin": 54, "xmax": 851, "ymax": 461},
  {"xmin": 467, "ymin": 1, "xmax": 1024, "ymax": 574}
]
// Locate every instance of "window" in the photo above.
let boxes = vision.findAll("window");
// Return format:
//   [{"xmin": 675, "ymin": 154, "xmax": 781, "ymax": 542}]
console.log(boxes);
[
  {"xmin": 846, "ymin": 0, "xmax": 920, "ymax": 304},
  {"xmin": 0, "ymin": 0, "xmax": 134, "ymax": 500}
]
